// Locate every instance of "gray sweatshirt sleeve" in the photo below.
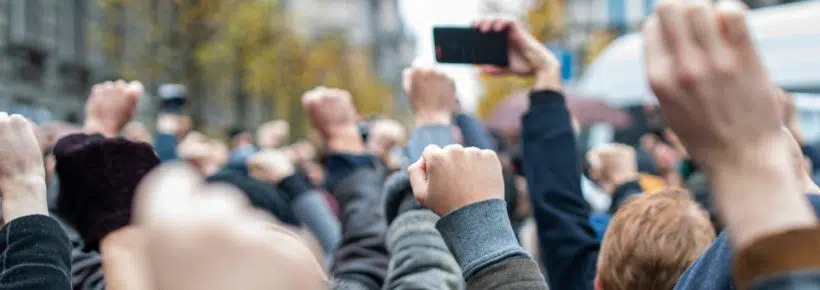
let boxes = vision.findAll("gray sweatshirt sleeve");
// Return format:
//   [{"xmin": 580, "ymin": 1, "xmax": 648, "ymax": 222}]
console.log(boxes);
[
  {"xmin": 292, "ymin": 191, "xmax": 342, "ymax": 265},
  {"xmin": 278, "ymin": 174, "xmax": 342, "ymax": 265},
  {"xmin": 436, "ymin": 199, "xmax": 548, "ymax": 289},
  {"xmin": 384, "ymin": 210, "xmax": 464, "ymax": 290}
]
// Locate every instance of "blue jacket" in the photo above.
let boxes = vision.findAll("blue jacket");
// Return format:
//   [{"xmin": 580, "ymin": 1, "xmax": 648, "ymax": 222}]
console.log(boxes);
[
  {"xmin": 675, "ymin": 194, "xmax": 820, "ymax": 290},
  {"xmin": 521, "ymin": 90, "xmax": 599, "ymax": 290}
]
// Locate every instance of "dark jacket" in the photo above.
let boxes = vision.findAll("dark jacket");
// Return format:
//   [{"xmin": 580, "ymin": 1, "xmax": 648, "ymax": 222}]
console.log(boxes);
[
  {"xmin": 675, "ymin": 194, "xmax": 820, "ymax": 290},
  {"xmin": 749, "ymin": 271, "xmax": 820, "ymax": 290},
  {"xmin": 327, "ymin": 156, "xmax": 390, "ymax": 290},
  {"xmin": 521, "ymin": 90, "xmax": 599, "ymax": 290},
  {"xmin": 0, "ymin": 215, "xmax": 72, "ymax": 290}
]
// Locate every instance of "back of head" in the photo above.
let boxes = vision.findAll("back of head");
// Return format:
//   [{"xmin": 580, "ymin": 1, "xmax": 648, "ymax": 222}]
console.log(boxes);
[
  {"xmin": 597, "ymin": 188, "xmax": 715, "ymax": 290},
  {"xmin": 54, "ymin": 134, "xmax": 160, "ymax": 251}
]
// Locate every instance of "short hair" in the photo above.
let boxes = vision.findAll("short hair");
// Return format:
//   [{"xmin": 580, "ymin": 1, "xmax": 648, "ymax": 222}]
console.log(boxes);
[{"xmin": 597, "ymin": 188, "xmax": 716, "ymax": 290}]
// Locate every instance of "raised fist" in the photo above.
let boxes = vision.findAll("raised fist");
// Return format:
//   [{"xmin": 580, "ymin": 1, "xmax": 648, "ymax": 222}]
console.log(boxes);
[
  {"xmin": 85, "ymin": 80, "xmax": 143, "ymax": 137},
  {"xmin": 587, "ymin": 143, "xmax": 638, "ymax": 193},
  {"xmin": 302, "ymin": 87, "xmax": 363, "ymax": 153},
  {"xmin": 408, "ymin": 144, "xmax": 504, "ymax": 217},
  {"xmin": 471, "ymin": 18, "xmax": 561, "ymax": 90},
  {"xmin": 0, "ymin": 113, "xmax": 48, "ymax": 223},
  {"xmin": 403, "ymin": 67, "xmax": 456, "ymax": 125},
  {"xmin": 134, "ymin": 164, "xmax": 327, "ymax": 290},
  {"xmin": 643, "ymin": 0, "xmax": 783, "ymax": 167},
  {"xmin": 257, "ymin": 120, "xmax": 290, "ymax": 149},
  {"xmin": 248, "ymin": 150, "xmax": 296, "ymax": 184},
  {"xmin": 302, "ymin": 87, "xmax": 357, "ymax": 138}
]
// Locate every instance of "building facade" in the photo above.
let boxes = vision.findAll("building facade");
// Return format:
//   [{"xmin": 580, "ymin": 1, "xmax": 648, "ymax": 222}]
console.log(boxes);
[{"xmin": 0, "ymin": 0, "xmax": 124, "ymax": 123}]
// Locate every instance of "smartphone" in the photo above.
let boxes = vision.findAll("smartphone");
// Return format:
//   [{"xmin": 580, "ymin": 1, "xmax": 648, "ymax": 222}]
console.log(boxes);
[
  {"xmin": 158, "ymin": 84, "xmax": 188, "ymax": 114},
  {"xmin": 433, "ymin": 27, "xmax": 509, "ymax": 66}
]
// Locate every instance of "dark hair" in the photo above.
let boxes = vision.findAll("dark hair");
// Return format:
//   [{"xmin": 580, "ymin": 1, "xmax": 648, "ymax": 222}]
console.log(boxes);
[{"xmin": 54, "ymin": 134, "xmax": 160, "ymax": 251}]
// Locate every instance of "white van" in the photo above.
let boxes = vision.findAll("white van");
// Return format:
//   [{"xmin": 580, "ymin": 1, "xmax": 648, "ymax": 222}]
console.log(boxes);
[{"xmin": 573, "ymin": 0, "xmax": 820, "ymax": 147}]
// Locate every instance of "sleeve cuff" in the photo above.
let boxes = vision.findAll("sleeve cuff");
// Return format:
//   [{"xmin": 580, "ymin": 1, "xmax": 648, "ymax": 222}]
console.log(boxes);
[
  {"xmin": 325, "ymin": 154, "xmax": 377, "ymax": 190},
  {"xmin": 734, "ymin": 226, "xmax": 820, "ymax": 290},
  {"xmin": 407, "ymin": 125, "xmax": 458, "ymax": 163},
  {"xmin": 609, "ymin": 180, "xmax": 643, "ymax": 215},
  {"xmin": 436, "ymin": 199, "xmax": 529, "ymax": 280},
  {"xmin": 529, "ymin": 90, "xmax": 566, "ymax": 107},
  {"xmin": 277, "ymin": 172, "xmax": 313, "ymax": 201}
]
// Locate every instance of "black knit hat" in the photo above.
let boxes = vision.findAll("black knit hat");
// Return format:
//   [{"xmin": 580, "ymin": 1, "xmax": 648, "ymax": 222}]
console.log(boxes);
[{"xmin": 54, "ymin": 133, "xmax": 160, "ymax": 251}]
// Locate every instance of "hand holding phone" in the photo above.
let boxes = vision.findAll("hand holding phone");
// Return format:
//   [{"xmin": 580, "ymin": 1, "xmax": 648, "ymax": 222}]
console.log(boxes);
[
  {"xmin": 462, "ymin": 18, "xmax": 562, "ymax": 90},
  {"xmin": 433, "ymin": 27, "xmax": 509, "ymax": 66}
]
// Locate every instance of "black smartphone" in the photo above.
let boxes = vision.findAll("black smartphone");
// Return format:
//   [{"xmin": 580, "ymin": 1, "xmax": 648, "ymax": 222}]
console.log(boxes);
[
  {"xmin": 158, "ymin": 84, "xmax": 188, "ymax": 114},
  {"xmin": 433, "ymin": 27, "xmax": 509, "ymax": 66}
]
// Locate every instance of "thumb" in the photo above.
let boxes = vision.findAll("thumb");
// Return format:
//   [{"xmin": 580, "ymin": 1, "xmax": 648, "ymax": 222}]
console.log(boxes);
[{"xmin": 408, "ymin": 159, "xmax": 429, "ymax": 201}]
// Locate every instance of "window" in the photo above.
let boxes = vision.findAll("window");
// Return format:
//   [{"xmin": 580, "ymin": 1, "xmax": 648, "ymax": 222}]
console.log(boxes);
[{"xmin": 9, "ymin": 0, "xmax": 43, "ymax": 46}]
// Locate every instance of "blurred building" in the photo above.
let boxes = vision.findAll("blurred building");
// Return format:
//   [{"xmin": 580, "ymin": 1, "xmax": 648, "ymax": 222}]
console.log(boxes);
[
  {"xmin": 564, "ymin": 0, "xmax": 811, "ymax": 78},
  {"xmin": 0, "ymin": 0, "xmax": 111, "ymax": 123},
  {"xmin": 283, "ymin": 0, "xmax": 415, "ymax": 110}
]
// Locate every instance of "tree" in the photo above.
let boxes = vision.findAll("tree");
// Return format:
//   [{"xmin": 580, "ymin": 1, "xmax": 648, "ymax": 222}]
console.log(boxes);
[
  {"xmin": 97, "ymin": 0, "xmax": 391, "ymax": 139},
  {"xmin": 476, "ymin": 0, "xmax": 564, "ymax": 117}
]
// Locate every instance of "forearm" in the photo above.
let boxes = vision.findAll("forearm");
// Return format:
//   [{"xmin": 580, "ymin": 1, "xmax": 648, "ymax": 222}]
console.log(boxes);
[
  {"xmin": 436, "ymin": 199, "xmax": 544, "ymax": 286},
  {"xmin": 406, "ymin": 125, "xmax": 457, "ymax": 163},
  {"xmin": 279, "ymin": 174, "xmax": 341, "ymax": 264},
  {"xmin": 521, "ymin": 90, "xmax": 598, "ymax": 290},
  {"xmin": 0, "ymin": 215, "xmax": 71, "ymax": 289},
  {"xmin": 329, "ymin": 166, "xmax": 389, "ymax": 289},
  {"xmin": 707, "ymin": 136, "xmax": 817, "ymax": 250},
  {"xmin": 384, "ymin": 210, "xmax": 464, "ymax": 290},
  {"xmin": 454, "ymin": 113, "xmax": 495, "ymax": 150}
]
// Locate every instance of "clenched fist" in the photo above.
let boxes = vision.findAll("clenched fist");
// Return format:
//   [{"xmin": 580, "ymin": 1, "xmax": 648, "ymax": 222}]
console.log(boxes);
[
  {"xmin": 302, "ymin": 87, "xmax": 364, "ymax": 153},
  {"xmin": 403, "ymin": 68, "xmax": 456, "ymax": 126},
  {"xmin": 0, "ymin": 113, "xmax": 48, "ymax": 223},
  {"xmin": 248, "ymin": 150, "xmax": 296, "ymax": 184},
  {"xmin": 85, "ymin": 80, "xmax": 143, "ymax": 137},
  {"xmin": 587, "ymin": 143, "xmax": 638, "ymax": 194},
  {"xmin": 134, "ymin": 164, "xmax": 327, "ymax": 290},
  {"xmin": 643, "ymin": 0, "xmax": 784, "ymax": 168},
  {"xmin": 408, "ymin": 144, "xmax": 504, "ymax": 217},
  {"xmin": 257, "ymin": 120, "xmax": 290, "ymax": 150}
]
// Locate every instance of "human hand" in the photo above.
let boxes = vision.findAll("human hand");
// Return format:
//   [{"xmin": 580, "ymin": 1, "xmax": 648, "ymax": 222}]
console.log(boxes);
[
  {"xmin": 257, "ymin": 120, "xmax": 290, "ymax": 150},
  {"xmin": 248, "ymin": 150, "xmax": 296, "ymax": 184},
  {"xmin": 408, "ymin": 144, "xmax": 504, "ymax": 217},
  {"xmin": 133, "ymin": 164, "xmax": 327, "ymax": 290},
  {"xmin": 779, "ymin": 90, "xmax": 805, "ymax": 144},
  {"xmin": 587, "ymin": 144, "xmax": 638, "ymax": 194},
  {"xmin": 367, "ymin": 119, "xmax": 406, "ymax": 168},
  {"xmin": 85, "ymin": 80, "xmax": 143, "ymax": 137},
  {"xmin": 644, "ymin": 0, "xmax": 813, "ymax": 249},
  {"xmin": 302, "ymin": 87, "xmax": 364, "ymax": 154},
  {"xmin": 403, "ymin": 67, "xmax": 456, "ymax": 126},
  {"xmin": 0, "ymin": 113, "xmax": 48, "ymax": 223},
  {"xmin": 472, "ymin": 18, "xmax": 561, "ymax": 90},
  {"xmin": 640, "ymin": 134, "xmax": 683, "ymax": 174}
]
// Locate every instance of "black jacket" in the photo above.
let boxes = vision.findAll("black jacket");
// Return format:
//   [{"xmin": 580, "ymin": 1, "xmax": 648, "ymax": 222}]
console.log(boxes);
[{"xmin": 0, "ymin": 215, "xmax": 71, "ymax": 290}]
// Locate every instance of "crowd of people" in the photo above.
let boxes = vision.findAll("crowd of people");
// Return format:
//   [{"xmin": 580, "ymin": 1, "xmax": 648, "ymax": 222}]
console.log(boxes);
[{"xmin": 0, "ymin": 1, "xmax": 818, "ymax": 289}]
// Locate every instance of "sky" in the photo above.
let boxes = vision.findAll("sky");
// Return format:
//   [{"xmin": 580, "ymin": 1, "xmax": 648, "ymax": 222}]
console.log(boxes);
[{"xmin": 398, "ymin": 0, "xmax": 483, "ymax": 112}]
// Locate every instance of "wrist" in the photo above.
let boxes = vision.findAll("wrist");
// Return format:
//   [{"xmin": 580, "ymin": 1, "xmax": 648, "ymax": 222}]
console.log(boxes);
[
  {"xmin": 414, "ymin": 112, "xmax": 451, "ymax": 127},
  {"xmin": 327, "ymin": 127, "xmax": 365, "ymax": 154},
  {"xmin": 0, "ymin": 177, "xmax": 48, "ymax": 224},
  {"xmin": 84, "ymin": 119, "xmax": 118, "ymax": 138},
  {"xmin": 532, "ymin": 68, "xmax": 562, "ymax": 91},
  {"xmin": 610, "ymin": 172, "xmax": 639, "ymax": 188}
]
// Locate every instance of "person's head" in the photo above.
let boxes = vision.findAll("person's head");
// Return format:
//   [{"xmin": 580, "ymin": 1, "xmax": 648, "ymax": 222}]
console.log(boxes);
[
  {"xmin": 229, "ymin": 127, "xmax": 253, "ymax": 149},
  {"xmin": 595, "ymin": 188, "xmax": 715, "ymax": 290},
  {"xmin": 257, "ymin": 120, "xmax": 290, "ymax": 149}
]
